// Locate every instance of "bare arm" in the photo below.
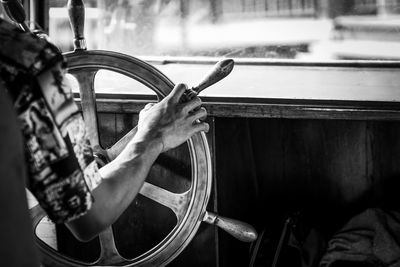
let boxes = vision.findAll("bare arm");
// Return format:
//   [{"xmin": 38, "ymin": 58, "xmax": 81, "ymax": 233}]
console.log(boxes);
[{"xmin": 66, "ymin": 84, "xmax": 209, "ymax": 241}]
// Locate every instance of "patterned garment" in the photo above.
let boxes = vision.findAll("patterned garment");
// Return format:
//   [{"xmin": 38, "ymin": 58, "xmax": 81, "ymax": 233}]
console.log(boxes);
[{"xmin": 0, "ymin": 19, "xmax": 102, "ymax": 223}]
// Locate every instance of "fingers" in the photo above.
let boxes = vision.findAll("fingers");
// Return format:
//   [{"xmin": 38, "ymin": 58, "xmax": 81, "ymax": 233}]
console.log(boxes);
[
  {"xmin": 168, "ymin": 83, "xmax": 188, "ymax": 104},
  {"xmin": 167, "ymin": 83, "xmax": 209, "ymax": 135},
  {"xmin": 192, "ymin": 121, "xmax": 210, "ymax": 134},
  {"xmin": 143, "ymin": 103, "xmax": 155, "ymax": 111},
  {"xmin": 182, "ymin": 97, "xmax": 202, "ymax": 114},
  {"xmin": 139, "ymin": 103, "xmax": 155, "ymax": 116},
  {"xmin": 188, "ymin": 107, "xmax": 207, "ymax": 122}
]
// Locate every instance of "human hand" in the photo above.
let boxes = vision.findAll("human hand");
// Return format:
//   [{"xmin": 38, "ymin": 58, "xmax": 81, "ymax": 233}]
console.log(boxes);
[{"xmin": 135, "ymin": 83, "xmax": 209, "ymax": 153}]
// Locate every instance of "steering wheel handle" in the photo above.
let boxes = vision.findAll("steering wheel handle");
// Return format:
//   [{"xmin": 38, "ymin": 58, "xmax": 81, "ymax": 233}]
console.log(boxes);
[{"xmin": 68, "ymin": 0, "xmax": 87, "ymax": 50}]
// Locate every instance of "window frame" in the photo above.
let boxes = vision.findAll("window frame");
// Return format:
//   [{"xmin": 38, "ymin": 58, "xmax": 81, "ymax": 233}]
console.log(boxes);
[
  {"xmin": 30, "ymin": 1, "xmax": 400, "ymax": 121},
  {"xmin": 90, "ymin": 57, "xmax": 400, "ymax": 121}
]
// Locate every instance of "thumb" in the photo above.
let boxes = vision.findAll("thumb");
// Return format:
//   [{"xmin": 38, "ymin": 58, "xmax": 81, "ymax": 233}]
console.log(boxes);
[{"xmin": 168, "ymin": 83, "xmax": 188, "ymax": 104}]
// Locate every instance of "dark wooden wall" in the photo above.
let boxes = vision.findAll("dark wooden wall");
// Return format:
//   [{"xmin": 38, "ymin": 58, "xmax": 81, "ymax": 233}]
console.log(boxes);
[
  {"xmin": 215, "ymin": 117, "xmax": 400, "ymax": 266},
  {"xmin": 56, "ymin": 110, "xmax": 400, "ymax": 266},
  {"xmin": 96, "ymin": 111, "xmax": 400, "ymax": 266}
]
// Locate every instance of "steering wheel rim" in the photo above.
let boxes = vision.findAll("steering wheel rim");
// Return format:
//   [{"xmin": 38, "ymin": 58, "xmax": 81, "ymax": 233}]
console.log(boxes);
[{"xmin": 30, "ymin": 50, "xmax": 212, "ymax": 267}]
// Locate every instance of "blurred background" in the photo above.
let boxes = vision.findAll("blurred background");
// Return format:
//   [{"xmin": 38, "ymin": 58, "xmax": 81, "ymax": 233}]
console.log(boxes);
[{"xmin": 2, "ymin": 0, "xmax": 400, "ymax": 60}]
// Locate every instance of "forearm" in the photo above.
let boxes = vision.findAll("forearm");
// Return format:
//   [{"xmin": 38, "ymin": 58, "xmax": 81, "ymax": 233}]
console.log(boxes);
[
  {"xmin": 66, "ymin": 137, "xmax": 162, "ymax": 241},
  {"xmin": 66, "ymin": 83, "xmax": 208, "ymax": 242}
]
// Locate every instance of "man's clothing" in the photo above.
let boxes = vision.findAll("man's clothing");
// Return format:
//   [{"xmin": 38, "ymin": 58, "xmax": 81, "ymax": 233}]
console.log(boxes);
[
  {"xmin": 0, "ymin": 83, "xmax": 39, "ymax": 267},
  {"xmin": 0, "ymin": 19, "xmax": 101, "ymax": 223}
]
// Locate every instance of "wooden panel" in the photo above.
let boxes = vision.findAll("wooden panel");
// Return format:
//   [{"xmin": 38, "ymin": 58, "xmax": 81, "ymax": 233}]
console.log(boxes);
[
  {"xmin": 215, "ymin": 117, "xmax": 400, "ymax": 266},
  {"xmin": 97, "ymin": 113, "xmax": 116, "ymax": 149},
  {"xmin": 368, "ymin": 121, "xmax": 400, "ymax": 207},
  {"xmin": 215, "ymin": 118, "xmax": 259, "ymax": 267},
  {"xmin": 247, "ymin": 119, "xmax": 371, "ymax": 208},
  {"xmin": 71, "ymin": 99, "xmax": 400, "ymax": 266},
  {"xmin": 90, "ymin": 98, "xmax": 400, "ymax": 121}
]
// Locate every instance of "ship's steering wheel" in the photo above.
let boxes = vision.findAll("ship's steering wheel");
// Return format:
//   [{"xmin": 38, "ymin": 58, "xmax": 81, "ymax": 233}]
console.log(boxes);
[{"xmin": 4, "ymin": 0, "xmax": 257, "ymax": 266}]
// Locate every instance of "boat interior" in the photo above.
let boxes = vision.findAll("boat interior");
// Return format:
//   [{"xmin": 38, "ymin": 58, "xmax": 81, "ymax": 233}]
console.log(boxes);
[{"xmin": 1, "ymin": 0, "xmax": 400, "ymax": 266}]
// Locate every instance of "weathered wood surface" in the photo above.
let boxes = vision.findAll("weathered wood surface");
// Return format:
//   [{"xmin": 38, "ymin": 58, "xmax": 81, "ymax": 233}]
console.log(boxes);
[{"xmin": 87, "ymin": 97, "xmax": 400, "ymax": 121}]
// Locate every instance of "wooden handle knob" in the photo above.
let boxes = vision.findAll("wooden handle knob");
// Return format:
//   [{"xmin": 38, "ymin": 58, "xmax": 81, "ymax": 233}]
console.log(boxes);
[
  {"xmin": 192, "ymin": 59, "xmax": 234, "ymax": 94},
  {"xmin": 67, "ymin": 0, "xmax": 86, "ymax": 50},
  {"xmin": 203, "ymin": 211, "xmax": 258, "ymax": 242},
  {"xmin": 1, "ymin": 0, "xmax": 30, "ymax": 32}
]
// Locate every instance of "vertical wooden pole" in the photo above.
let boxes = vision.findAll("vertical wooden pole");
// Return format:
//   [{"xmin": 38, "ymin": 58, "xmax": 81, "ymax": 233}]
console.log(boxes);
[{"xmin": 35, "ymin": 0, "xmax": 49, "ymax": 33}]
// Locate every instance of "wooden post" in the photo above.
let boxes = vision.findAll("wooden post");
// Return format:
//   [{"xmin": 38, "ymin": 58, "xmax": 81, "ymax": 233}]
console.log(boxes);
[
  {"xmin": 33, "ymin": 0, "xmax": 49, "ymax": 33},
  {"xmin": 25, "ymin": 0, "xmax": 47, "ymax": 32}
]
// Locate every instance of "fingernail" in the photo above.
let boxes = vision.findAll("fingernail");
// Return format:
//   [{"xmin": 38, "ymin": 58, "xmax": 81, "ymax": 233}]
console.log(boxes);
[{"xmin": 177, "ymin": 83, "xmax": 188, "ymax": 90}]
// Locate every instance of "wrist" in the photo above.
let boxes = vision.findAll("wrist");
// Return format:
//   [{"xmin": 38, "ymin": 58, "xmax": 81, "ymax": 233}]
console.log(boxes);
[
  {"xmin": 129, "ymin": 134, "xmax": 163, "ymax": 157},
  {"xmin": 133, "ymin": 127, "xmax": 164, "ymax": 154},
  {"xmin": 108, "ymin": 138, "xmax": 161, "ymax": 172}
]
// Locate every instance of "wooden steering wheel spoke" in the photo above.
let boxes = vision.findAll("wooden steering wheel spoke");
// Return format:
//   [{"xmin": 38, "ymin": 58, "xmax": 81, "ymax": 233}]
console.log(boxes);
[
  {"xmin": 139, "ymin": 182, "xmax": 191, "ymax": 223},
  {"xmin": 30, "ymin": 204, "xmax": 47, "ymax": 230},
  {"xmin": 32, "ymin": 50, "xmax": 212, "ymax": 267},
  {"xmin": 70, "ymin": 69, "xmax": 101, "ymax": 150},
  {"xmin": 96, "ymin": 227, "xmax": 127, "ymax": 265}
]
